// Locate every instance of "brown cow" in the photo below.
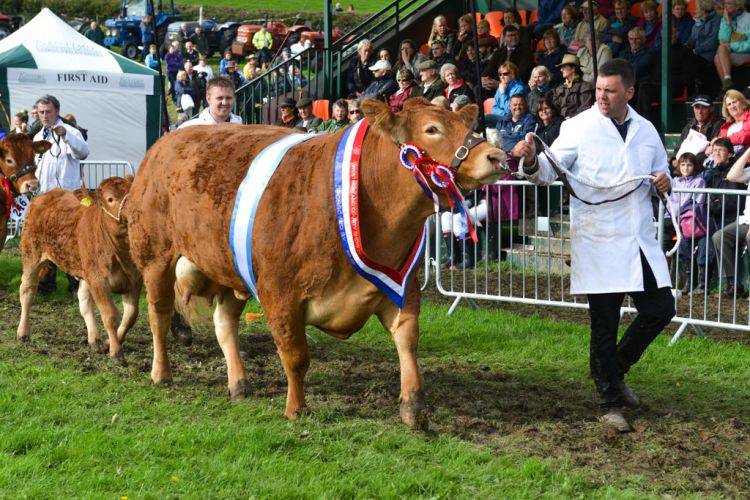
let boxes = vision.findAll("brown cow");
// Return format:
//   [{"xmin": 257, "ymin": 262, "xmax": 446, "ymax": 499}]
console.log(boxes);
[
  {"xmin": 17, "ymin": 177, "xmax": 142, "ymax": 363},
  {"xmin": 126, "ymin": 98, "xmax": 506, "ymax": 427},
  {"xmin": 0, "ymin": 134, "xmax": 46, "ymax": 252}
]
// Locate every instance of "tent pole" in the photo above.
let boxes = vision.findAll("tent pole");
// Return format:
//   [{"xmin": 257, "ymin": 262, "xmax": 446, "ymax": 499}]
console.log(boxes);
[{"xmin": 148, "ymin": 0, "xmax": 170, "ymax": 133}]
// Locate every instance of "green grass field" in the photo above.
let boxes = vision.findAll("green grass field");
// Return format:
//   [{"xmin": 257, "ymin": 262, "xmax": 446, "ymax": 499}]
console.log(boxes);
[
  {"xmin": 0, "ymin": 251, "xmax": 749, "ymax": 497},
  {"xmin": 177, "ymin": 0, "xmax": 391, "ymax": 13}
]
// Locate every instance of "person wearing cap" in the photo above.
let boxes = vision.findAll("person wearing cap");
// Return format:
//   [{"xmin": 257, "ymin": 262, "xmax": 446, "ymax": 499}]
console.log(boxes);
[
  {"xmin": 671, "ymin": 95, "xmax": 723, "ymax": 169},
  {"xmin": 243, "ymin": 53, "xmax": 258, "ymax": 80},
  {"xmin": 315, "ymin": 99, "xmax": 350, "ymax": 133},
  {"xmin": 513, "ymin": 58, "xmax": 675, "ymax": 433},
  {"xmin": 225, "ymin": 59, "xmax": 245, "ymax": 90},
  {"xmin": 295, "ymin": 97, "xmax": 323, "ymax": 131},
  {"xmin": 411, "ymin": 60, "xmax": 446, "ymax": 101},
  {"xmin": 429, "ymin": 39, "xmax": 455, "ymax": 72},
  {"xmin": 450, "ymin": 94, "xmax": 472, "ymax": 112},
  {"xmin": 275, "ymin": 97, "xmax": 301, "ymax": 129},
  {"xmin": 574, "ymin": 1, "xmax": 608, "ymax": 49},
  {"xmin": 551, "ymin": 54, "xmax": 594, "ymax": 118},
  {"xmin": 359, "ymin": 59, "xmax": 397, "ymax": 101},
  {"xmin": 476, "ymin": 36, "xmax": 496, "ymax": 65},
  {"xmin": 388, "ymin": 68, "xmax": 417, "ymax": 112}
]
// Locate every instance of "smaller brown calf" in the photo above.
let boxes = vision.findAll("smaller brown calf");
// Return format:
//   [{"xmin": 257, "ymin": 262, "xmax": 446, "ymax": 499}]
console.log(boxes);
[{"xmin": 17, "ymin": 177, "xmax": 142, "ymax": 363}]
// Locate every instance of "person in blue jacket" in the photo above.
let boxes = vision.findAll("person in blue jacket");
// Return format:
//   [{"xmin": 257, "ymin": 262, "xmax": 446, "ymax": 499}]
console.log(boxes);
[
  {"xmin": 496, "ymin": 94, "xmax": 536, "ymax": 153},
  {"xmin": 485, "ymin": 61, "xmax": 527, "ymax": 127}
]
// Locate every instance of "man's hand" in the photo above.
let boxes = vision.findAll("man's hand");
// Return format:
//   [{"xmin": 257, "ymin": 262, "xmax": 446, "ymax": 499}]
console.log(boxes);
[
  {"xmin": 652, "ymin": 172, "xmax": 671, "ymax": 193},
  {"xmin": 511, "ymin": 134, "xmax": 537, "ymax": 167},
  {"xmin": 52, "ymin": 125, "xmax": 66, "ymax": 137}
]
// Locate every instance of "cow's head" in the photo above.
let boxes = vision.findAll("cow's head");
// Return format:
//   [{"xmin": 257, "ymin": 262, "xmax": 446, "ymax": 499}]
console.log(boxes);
[
  {"xmin": 360, "ymin": 98, "xmax": 507, "ymax": 191},
  {"xmin": 95, "ymin": 176, "xmax": 133, "ymax": 226},
  {"xmin": 0, "ymin": 134, "xmax": 49, "ymax": 196}
]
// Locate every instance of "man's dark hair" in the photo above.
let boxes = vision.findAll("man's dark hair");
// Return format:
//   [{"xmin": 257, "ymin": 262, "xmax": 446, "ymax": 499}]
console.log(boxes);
[
  {"xmin": 35, "ymin": 94, "xmax": 60, "ymax": 111},
  {"xmin": 206, "ymin": 76, "xmax": 235, "ymax": 94},
  {"xmin": 713, "ymin": 137, "xmax": 734, "ymax": 153},
  {"xmin": 598, "ymin": 58, "xmax": 635, "ymax": 88},
  {"xmin": 503, "ymin": 24, "xmax": 519, "ymax": 34},
  {"xmin": 510, "ymin": 94, "xmax": 527, "ymax": 103},
  {"xmin": 333, "ymin": 98, "xmax": 348, "ymax": 111}
]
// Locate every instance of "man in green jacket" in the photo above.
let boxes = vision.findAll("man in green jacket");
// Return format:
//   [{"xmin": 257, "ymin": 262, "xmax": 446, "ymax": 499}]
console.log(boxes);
[
  {"xmin": 315, "ymin": 99, "xmax": 350, "ymax": 133},
  {"xmin": 411, "ymin": 60, "xmax": 447, "ymax": 101},
  {"xmin": 83, "ymin": 21, "xmax": 104, "ymax": 45}
]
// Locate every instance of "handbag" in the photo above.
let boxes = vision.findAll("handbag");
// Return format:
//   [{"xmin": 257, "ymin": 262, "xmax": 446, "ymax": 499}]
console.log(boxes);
[
  {"xmin": 679, "ymin": 209, "xmax": 707, "ymax": 239},
  {"xmin": 180, "ymin": 93, "xmax": 195, "ymax": 111}
]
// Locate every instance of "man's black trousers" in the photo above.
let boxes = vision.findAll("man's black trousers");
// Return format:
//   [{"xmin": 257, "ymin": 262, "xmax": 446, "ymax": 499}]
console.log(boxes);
[{"xmin": 586, "ymin": 251, "xmax": 675, "ymax": 410}]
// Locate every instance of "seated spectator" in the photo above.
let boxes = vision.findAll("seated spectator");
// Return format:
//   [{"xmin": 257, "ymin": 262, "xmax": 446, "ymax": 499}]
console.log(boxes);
[
  {"xmin": 703, "ymin": 137, "xmax": 745, "ymax": 226},
  {"xmin": 395, "ymin": 39, "xmax": 427, "ymax": 79},
  {"xmin": 527, "ymin": 65, "xmax": 554, "ymax": 115},
  {"xmin": 379, "ymin": 48, "xmax": 393, "ymax": 64},
  {"xmin": 481, "ymin": 25, "xmax": 533, "ymax": 100},
  {"xmin": 535, "ymin": 95, "xmax": 563, "ymax": 145},
  {"xmin": 360, "ymin": 60, "xmax": 397, "ymax": 101},
  {"xmin": 295, "ymin": 97, "xmax": 323, "ymax": 131},
  {"xmin": 346, "ymin": 39, "xmax": 375, "ymax": 96},
  {"xmin": 534, "ymin": 0, "xmax": 567, "ymax": 40},
  {"xmin": 490, "ymin": 62, "xmax": 527, "ymax": 122},
  {"xmin": 621, "ymin": 27, "xmax": 658, "ymax": 115},
  {"xmin": 673, "ymin": 0, "xmax": 695, "ymax": 44},
  {"xmin": 144, "ymin": 44, "xmax": 160, "ymax": 71},
  {"xmin": 573, "ymin": 1, "xmax": 608, "ymax": 52},
  {"xmin": 194, "ymin": 55, "xmax": 214, "ymax": 79},
  {"xmin": 475, "ymin": 19, "xmax": 498, "ymax": 49},
  {"xmin": 451, "ymin": 94, "xmax": 472, "ymax": 113},
  {"xmin": 225, "ymin": 60, "xmax": 245, "ymax": 89},
  {"xmin": 428, "ymin": 15, "xmax": 457, "ymax": 56},
  {"xmin": 429, "ymin": 39, "xmax": 455, "ymax": 71},
  {"xmin": 275, "ymin": 97, "xmax": 301, "ymax": 128},
  {"xmin": 456, "ymin": 42, "xmax": 482, "ymax": 87},
  {"xmin": 219, "ymin": 50, "xmax": 234, "ymax": 76},
  {"xmin": 718, "ymin": 89, "xmax": 750, "ymax": 152},
  {"xmin": 715, "ymin": 0, "xmax": 750, "ymax": 91},
  {"xmin": 669, "ymin": 153, "xmax": 714, "ymax": 294},
  {"xmin": 441, "ymin": 63, "xmax": 474, "ymax": 105},
  {"xmin": 388, "ymin": 68, "xmax": 417, "ymax": 112},
  {"xmin": 431, "ymin": 96, "xmax": 450, "ymax": 109},
  {"xmin": 672, "ymin": 95, "xmax": 723, "ymax": 168},
  {"xmin": 174, "ymin": 70, "xmax": 195, "ymax": 115},
  {"xmin": 577, "ymin": 30, "xmax": 613, "ymax": 83},
  {"xmin": 538, "ymin": 29, "xmax": 565, "ymax": 84},
  {"xmin": 243, "ymin": 54, "xmax": 257, "ymax": 80},
  {"xmin": 636, "ymin": 0, "xmax": 663, "ymax": 49},
  {"xmin": 711, "ymin": 146, "xmax": 750, "ymax": 297},
  {"xmin": 496, "ymin": 94, "xmax": 536, "ymax": 152},
  {"xmin": 556, "ymin": 4, "xmax": 579, "ymax": 48},
  {"xmin": 477, "ymin": 36, "xmax": 495, "ymax": 66},
  {"xmin": 455, "ymin": 14, "xmax": 476, "ymax": 56},
  {"xmin": 687, "ymin": 0, "xmax": 721, "ymax": 96},
  {"xmin": 551, "ymin": 54, "xmax": 594, "ymax": 118},
  {"xmin": 411, "ymin": 60, "xmax": 446, "ymax": 101},
  {"xmin": 603, "ymin": 0, "xmax": 637, "ymax": 57},
  {"xmin": 315, "ymin": 99, "xmax": 350, "ymax": 133},
  {"xmin": 348, "ymin": 99, "xmax": 364, "ymax": 123}
]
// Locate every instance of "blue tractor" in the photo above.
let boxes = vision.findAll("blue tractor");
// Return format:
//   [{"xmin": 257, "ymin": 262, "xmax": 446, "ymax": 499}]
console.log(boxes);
[{"xmin": 104, "ymin": 0, "xmax": 180, "ymax": 59}]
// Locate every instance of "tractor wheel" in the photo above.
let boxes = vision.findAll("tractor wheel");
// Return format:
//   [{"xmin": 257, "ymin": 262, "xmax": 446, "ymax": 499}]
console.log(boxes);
[{"xmin": 124, "ymin": 43, "xmax": 139, "ymax": 59}]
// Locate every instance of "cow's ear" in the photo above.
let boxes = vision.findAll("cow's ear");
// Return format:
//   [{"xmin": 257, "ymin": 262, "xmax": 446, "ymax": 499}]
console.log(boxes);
[
  {"xmin": 457, "ymin": 103, "xmax": 479, "ymax": 129},
  {"xmin": 32, "ymin": 140, "xmax": 52, "ymax": 154},
  {"xmin": 124, "ymin": 175, "xmax": 134, "ymax": 184},
  {"xmin": 360, "ymin": 98, "xmax": 407, "ymax": 145}
]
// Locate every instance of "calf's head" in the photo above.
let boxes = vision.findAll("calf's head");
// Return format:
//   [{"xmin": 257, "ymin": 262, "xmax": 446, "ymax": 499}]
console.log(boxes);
[
  {"xmin": 95, "ymin": 176, "xmax": 133, "ymax": 225},
  {"xmin": 0, "ymin": 134, "xmax": 49, "ymax": 196},
  {"xmin": 360, "ymin": 98, "xmax": 507, "ymax": 191}
]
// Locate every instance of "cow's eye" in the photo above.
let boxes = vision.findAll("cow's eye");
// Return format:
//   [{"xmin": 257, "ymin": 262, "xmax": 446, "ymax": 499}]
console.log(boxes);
[
  {"xmin": 425, "ymin": 126, "xmax": 440, "ymax": 135},
  {"xmin": 107, "ymin": 197, "xmax": 114, "ymax": 203},
  {"xmin": 6, "ymin": 158, "xmax": 14, "ymax": 165}
]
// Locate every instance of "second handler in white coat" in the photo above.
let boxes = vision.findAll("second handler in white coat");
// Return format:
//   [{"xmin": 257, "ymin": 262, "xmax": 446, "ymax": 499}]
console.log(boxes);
[{"xmin": 513, "ymin": 59, "xmax": 675, "ymax": 432}]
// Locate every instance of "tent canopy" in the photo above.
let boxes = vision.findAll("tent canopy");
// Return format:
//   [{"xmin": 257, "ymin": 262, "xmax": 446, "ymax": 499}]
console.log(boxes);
[{"xmin": 0, "ymin": 8, "xmax": 162, "ymax": 169}]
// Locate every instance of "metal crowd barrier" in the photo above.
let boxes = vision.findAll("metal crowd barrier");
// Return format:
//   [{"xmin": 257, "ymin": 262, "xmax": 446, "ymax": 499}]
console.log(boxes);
[
  {"xmin": 426, "ymin": 181, "xmax": 750, "ymax": 345},
  {"xmin": 80, "ymin": 160, "xmax": 135, "ymax": 189}
]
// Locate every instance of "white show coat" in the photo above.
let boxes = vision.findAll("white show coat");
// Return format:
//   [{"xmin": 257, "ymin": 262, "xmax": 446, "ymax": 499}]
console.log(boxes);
[
  {"xmin": 33, "ymin": 118, "xmax": 89, "ymax": 193},
  {"xmin": 180, "ymin": 108, "xmax": 242, "ymax": 128},
  {"xmin": 526, "ymin": 104, "xmax": 672, "ymax": 295}
]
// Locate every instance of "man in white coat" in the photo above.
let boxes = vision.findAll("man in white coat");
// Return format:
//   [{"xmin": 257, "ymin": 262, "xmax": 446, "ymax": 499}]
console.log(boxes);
[
  {"xmin": 513, "ymin": 59, "xmax": 675, "ymax": 432},
  {"xmin": 181, "ymin": 76, "xmax": 242, "ymax": 128},
  {"xmin": 33, "ymin": 94, "xmax": 90, "ymax": 296}
]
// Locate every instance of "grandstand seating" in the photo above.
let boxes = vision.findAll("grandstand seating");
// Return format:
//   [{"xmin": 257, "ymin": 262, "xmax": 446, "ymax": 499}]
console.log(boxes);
[
  {"xmin": 483, "ymin": 97, "xmax": 495, "ymax": 115},
  {"xmin": 313, "ymin": 99, "xmax": 330, "ymax": 121},
  {"xmin": 484, "ymin": 11, "xmax": 504, "ymax": 39}
]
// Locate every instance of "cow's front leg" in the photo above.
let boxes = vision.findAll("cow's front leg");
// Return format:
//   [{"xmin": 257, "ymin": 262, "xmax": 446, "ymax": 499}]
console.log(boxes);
[
  {"xmin": 377, "ymin": 288, "xmax": 427, "ymax": 430},
  {"xmin": 213, "ymin": 287, "xmax": 250, "ymax": 400},
  {"xmin": 265, "ymin": 306, "xmax": 309, "ymax": 419}
]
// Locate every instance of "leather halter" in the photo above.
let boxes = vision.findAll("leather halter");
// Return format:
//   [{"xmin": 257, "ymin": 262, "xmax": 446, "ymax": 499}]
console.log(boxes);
[
  {"xmin": 2, "ymin": 163, "xmax": 37, "ymax": 194},
  {"xmin": 449, "ymin": 130, "xmax": 486, "ymax": 171}
]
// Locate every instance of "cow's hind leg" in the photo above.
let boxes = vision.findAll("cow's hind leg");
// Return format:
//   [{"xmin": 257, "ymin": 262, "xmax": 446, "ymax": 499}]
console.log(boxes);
[
  {"xmin": 117, "ymin": 279, "xmax": 142, "ymax": 343},
  {"xmin": 88, "ymin": 281, "xmax": 126, "ymax": 363},
  {"xmin": 214, "ymin": 287, "xmax": 250, "ymax": 399},
  {"xmin": 143, "ymin": 261, "xmax": 177, "ymax": 385},
  {"xmin": 376, "ymin": 291, "xmax": 427, "ymax": 430},
  {"xmin": 266, "ymin": 307, "xmax": 309, "ymax": 419},
  {"xmin": 17, "ymin": 257, "xmax": 46, "ymax": 342},
  {"xmin": 76, "ymin": 280, "xmax": 106, "ymax": 354}
]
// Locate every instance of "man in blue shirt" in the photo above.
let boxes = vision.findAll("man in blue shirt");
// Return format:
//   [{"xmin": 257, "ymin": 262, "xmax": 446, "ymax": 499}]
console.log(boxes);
[
  {"xmin": 496, "ymin": 94, "xmax": 536, "ymax": 152},
  {"xmin": 140, "ymin": 14, "xmax": 155, "ymax": 60}
]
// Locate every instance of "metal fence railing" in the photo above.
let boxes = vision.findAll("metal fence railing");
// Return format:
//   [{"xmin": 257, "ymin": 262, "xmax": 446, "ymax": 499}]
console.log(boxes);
[{"xmin": 426, "ymin": 181, "xmax": 750, "ymax": 344}]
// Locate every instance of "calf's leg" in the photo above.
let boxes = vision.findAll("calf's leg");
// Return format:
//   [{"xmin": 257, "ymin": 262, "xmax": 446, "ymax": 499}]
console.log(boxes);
[
  {"xmin": 117, "ymin": 279, "xmax": 142, "ymax": 343},
  {"xmin": 213, "ymin": 288, "xmax": 250, "ymax": 399},
  {"xmin": 377, "ymin": 289, "xmax": 427, "ymax": 430},
  {"xmin": 266, "ymin": 307, "xmax": 309, "ymax": 419},
  {"xmin": 88, "ymin": 281, "xmax": 125, "ymax": 362},
  {"xmin": 17, "ymin": 257, "xmax": 45, "ymax": 342},
  {"xmin": 76, "ymin": 280, "xmax": 105, "ymax": 353},
  {"xmin": 143, "ymin": 261, "xmax": 177, "ymax": 385}
]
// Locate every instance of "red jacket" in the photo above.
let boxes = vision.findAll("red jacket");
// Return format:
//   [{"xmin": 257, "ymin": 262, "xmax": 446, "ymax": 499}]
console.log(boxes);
[
  {"xmin": 718, "ymin": 110, "xmax": 750, "ymax": 148},
  {"xmin": 388, "ymin": 85, "xmax": 415, "ymax": 112}
]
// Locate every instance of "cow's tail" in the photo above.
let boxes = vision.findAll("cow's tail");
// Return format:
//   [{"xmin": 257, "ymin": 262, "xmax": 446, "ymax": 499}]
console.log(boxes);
[{"xmin": 173, "ymin": 257, "xmax": 214, "ymax": 328}]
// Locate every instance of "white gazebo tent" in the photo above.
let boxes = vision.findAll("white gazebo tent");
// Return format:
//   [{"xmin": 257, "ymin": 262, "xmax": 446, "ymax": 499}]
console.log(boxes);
[{"xmin": 0, "ymin": 8, "xmax": 162, "ymax": 169}]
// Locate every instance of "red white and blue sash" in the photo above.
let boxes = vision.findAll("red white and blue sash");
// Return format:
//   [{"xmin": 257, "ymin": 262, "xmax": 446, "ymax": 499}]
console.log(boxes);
[
  {"xmin": 334, "ymin": 119, "xmax": 426, "ymax": 308},
  {"xmin": 229, "ymin": 132, "xmax": 317, "ymax": 301}
]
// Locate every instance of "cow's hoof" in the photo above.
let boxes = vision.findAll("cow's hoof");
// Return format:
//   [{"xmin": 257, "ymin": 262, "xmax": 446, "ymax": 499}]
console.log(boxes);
[
  {"xmin": 89, "ymin": 339, "xmax": 107, "ymax": 354},
  {"xmin": 229, "ymin": 379, "xmax": 251, "ymax": 401},
  {"xmin": 284, "ymin": 406, "xmax": 310, "ymax": 420},
  {"xmin": 110, "ymin": 350, "xmax": 127, "ymax": 366},
  {"xmin": 151, "ymin": 372, "xmax": 173, "ymax": 387},
  {"xmin": 400, "ymin": 393, "xmax": 429, "ymax": 431},
  {"xmin": 17, "ymin": 335, "xmax": 30, "ymax": 344}
]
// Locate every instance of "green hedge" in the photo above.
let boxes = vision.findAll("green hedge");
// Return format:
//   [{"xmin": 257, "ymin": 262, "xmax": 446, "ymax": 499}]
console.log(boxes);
[{"xmin": 0, "ymin": 0, "xmax": 372, "ymax": 30}]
